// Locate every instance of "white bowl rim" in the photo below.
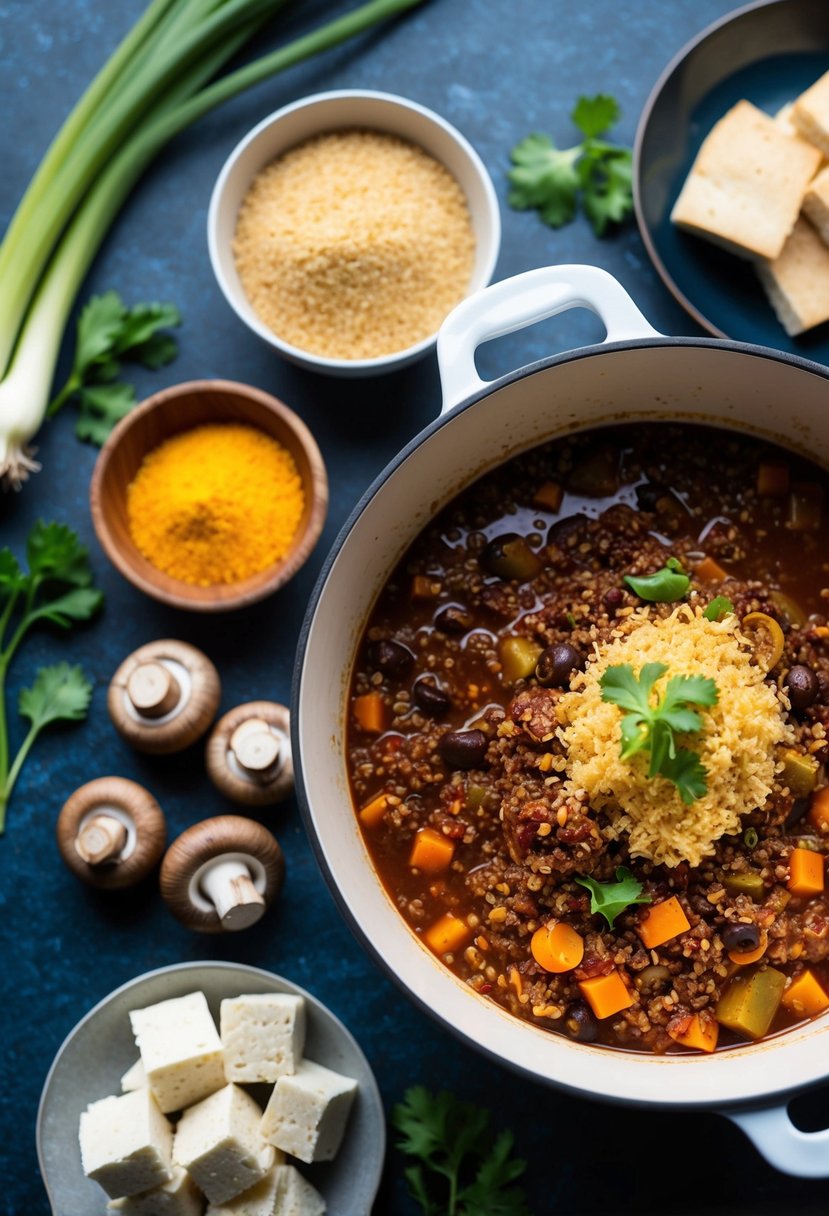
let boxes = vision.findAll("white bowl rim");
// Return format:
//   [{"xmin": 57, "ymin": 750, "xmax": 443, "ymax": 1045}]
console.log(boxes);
[{"xmin": 207, "ymin": 88, "xmax": 502, "ymax": 373}]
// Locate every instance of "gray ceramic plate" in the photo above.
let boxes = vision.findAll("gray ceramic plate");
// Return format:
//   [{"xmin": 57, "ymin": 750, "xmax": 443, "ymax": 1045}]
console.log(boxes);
[
  {"xmin": 634, "ymin": 0, "xmax": 829, "ymax": 359},
  {"xmin": 36, "ymin": 962, "xmax": 384, "ymax": 1216}
]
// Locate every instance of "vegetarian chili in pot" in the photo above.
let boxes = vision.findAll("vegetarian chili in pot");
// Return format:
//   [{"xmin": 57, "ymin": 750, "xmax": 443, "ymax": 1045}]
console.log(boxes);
[{"xmin": 346, "ymin": 423, "xmax": 829, "ymax": 1054}]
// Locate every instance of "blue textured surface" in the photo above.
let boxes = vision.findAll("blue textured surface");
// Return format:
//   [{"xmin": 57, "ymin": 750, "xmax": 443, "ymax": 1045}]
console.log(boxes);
[{"xmin": 2, "ymin": 1, "xmax": 829, "ymax": 1213}]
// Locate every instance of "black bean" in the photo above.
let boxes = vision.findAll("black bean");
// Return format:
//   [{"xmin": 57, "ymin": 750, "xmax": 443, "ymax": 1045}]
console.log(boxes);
[
  {"xmin": 366, "ymin": 639, "xmax": 414, "ymax": 676},
  {"xmin": 438, "ymin": 729, "xmax": 488, "ymax": 769},
  {"xmin": 413, "ymin": 679, "xmax": 451, "ymax": 717},
  {"xmin": 536, "ymin": 642, "xmax": 586, "ymax": 688},
  {"xmin": 434, "ymin": 604, "xmax": 474, "ymax": 634},
  {"xmin": 603, "ymin": 587, "xmax": 624, "ymax": 612},
  {"xmin": 721, "ymin": 922, "xmax": 761, "ymax": 953},
  {"xmin": 547, "ymin": 513, "xmax": 588, "ymax": 548},
  {"xmin": 785, "ymin": 665, "xmax": 820, "ymax": 711},
  {"xmin": 562, "ymin": 1001, "xmax": 598, "ymax": 1043}
]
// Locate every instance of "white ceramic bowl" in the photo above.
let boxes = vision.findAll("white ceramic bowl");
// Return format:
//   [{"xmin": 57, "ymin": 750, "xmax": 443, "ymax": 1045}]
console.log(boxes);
[
  {"xmin": 37, "ymin": 962, "xmax": 384, "ymax": 1215},
  {"xmin": 207, "ymin": 89, "xmax": 501, "ymax": 377}
]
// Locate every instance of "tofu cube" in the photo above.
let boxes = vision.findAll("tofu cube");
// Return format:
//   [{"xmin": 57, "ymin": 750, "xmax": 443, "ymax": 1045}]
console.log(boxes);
[
  {"xmin": 756, "ymin": 215, "xmax": 829, "ymax": 335},
  {"xmin": 79, "ymin": 1087, "xmax": 173, "ymax": 1199},
  {"xmin": 204, "ymin": 1164, "xmax": 325, "ymax": 1216},
  {"xmin": 130, "ymin": 991, "xmax": 225, "ymax": 1113},
  {"xmin": 259, "ymin": 1059, "xmax": 357, "ymax": 1164},
  {"xmin": 107, "ymin": 1166, "xmax": 204, "ymax": 1216},
  {"xmin": 793, "ymin": 70, "xmax": 829, "ymax": 157},
  {"xmin": 173, "ymin": 1084, "xmax": 275, "ymax": 1205},
  {"xmin": 220, "ymin": 993, "xmax": 306, "ymax": 1083},
  {"xmin": 803, "ymin": 163, "xmax": 829, "ymax": 246},
  {"xmin": 120, "ymin": 1059, "xmax": 147, "ymax": 1093},
  {"xmin": 670, "ymin": 100, "xmax": 821, "ymax": 260}
]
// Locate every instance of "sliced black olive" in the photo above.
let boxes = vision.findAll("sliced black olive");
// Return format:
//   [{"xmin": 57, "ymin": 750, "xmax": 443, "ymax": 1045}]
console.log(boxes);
[
  {"xmin": 480, "ymin": 533, "xmax": 542, "ymax": 582},
  {"xmin": 785, "ymin": 665, "xmax": 820, "ymax": 711},
  {"xmin": 547, "ymin": 513, "xmax": 588, "ymax": 548},
  {"xmin": 535, "ymin": 642, "xmax": 585, "ymax": 688},
  {"xmin": 561, "ymin": 1001, "xmax": 598, "ymax": 1042},
  {"xmin": 413, "ymin": 678, "xmax": 451, "ymax": 717},
  {"xmin": 721, "ymin": 922, "xmax": 761, "ymax": 953},
  {"xmin": 434, "ymin": 604, "xmax": 474, "ymax": 634},
  {"xmin": 438, "ymin": 729, "xmax": 488, "ymax": 769},
  {"xmin": 366, "ymin": 639, "xmax": 414, "ymax": 676}
]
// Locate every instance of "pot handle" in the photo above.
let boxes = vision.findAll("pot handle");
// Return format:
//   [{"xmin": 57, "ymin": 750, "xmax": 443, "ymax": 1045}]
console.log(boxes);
[
  {"xmin": 726, "ymin": 1104, "xmax": 829, "ymax": 1177},
  {"xmin": 437, "ymin": 263, "xmax": 663, "ymax": 415}
]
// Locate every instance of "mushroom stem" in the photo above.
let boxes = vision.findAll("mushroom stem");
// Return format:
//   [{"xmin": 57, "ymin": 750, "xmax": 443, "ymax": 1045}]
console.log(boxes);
[
  {"xmin": 127, "ymin": 662, "xmax": 181, "ymax": 719},
  {"xmin": 75, "ymin": 814, "xmax": 128, "ymax": 865},
  {"xmin": 230, "ymin": 718, "xmax": 281, "ymax": 777},
  {"xmin": 199, "ymin": 859, "xmax": 265, "ymax": 931}
]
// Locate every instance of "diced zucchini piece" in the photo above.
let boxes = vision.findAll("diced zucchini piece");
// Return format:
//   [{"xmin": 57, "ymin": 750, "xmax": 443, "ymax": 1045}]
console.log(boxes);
[
  {"xmin": 499, "ymin": 635, "xmax": 543, "ymax": 682},
  {"xmin": 781, "ymin": 748, "xmax": 820, "ymax": 799},
  {"xmin": 722, "ymin": 871, "xmax": 765, "ymax": 901},
  {"xmin": 716, "ymin": 967, "xmax": 786, "ymax": 1039}
]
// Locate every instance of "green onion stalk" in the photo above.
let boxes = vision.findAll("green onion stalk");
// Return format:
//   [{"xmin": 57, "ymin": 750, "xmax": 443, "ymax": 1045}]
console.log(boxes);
[{"xmin": 0, "ymin": 0, "xmax": 426, "ymax": 486}]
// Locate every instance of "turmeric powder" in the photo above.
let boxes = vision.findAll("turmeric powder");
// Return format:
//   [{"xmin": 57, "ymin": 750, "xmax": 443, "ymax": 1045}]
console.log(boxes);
[{"xmin": 127, "ymin": 423, "xmax": 304, "ymax": 586}]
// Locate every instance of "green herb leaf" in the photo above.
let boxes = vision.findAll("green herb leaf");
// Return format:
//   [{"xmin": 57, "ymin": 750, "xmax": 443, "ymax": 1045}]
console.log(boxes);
[
  {"xmin": 575, "ymin": 866, "xmax": 651, "ymax": 928},
  {"xmin": 0, "ymin": 550, "xmax": 25, "ymax": 595},
  {"xmin": 28, "ymin": 587, "xmax": 104, "ymax": 628},
  {"xmin": 624, "ymin": 558, "xmax": 690, "ymax": 602},
  {"xmin": 704, "ymin": 595, "xmax": 734, "ymax": 621},
  {"xmin": 47, "ymin": 290, "xmax": 180, "ymax": 443},
  {"xmin": 507, "ymin": 95, "xmax": 633, "ymax": 236},
  {"xmin": 18, "ymin": 662, "xmax": 92, "ymax": 731},
  {"xmin": 599, "ymin": 662, "xmax": 718, "ymax": 801},
  {"xmin": 393, "ymin": 1087, "xmax": 530, "ymax": 1216},
  {"xmin": 26, "ymin": 520, "xmax": 94, "ymax": 587}
]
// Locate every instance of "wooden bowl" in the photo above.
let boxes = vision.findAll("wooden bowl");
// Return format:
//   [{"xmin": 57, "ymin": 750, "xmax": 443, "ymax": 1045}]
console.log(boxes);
[{"xmin": 90, "ymin": 380, "xmax": 328, "ymax": 612}]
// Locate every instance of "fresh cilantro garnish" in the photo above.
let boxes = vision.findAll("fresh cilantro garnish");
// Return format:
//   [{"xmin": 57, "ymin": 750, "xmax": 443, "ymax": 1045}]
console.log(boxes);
[
  {"xmin": 507, "ymin": 94, "xmax": 633, "ymax": 236},
  {"xmin": 392, "ymin": 1086, "xmax": 531, "ymax": 1216},
  {"xmin": 703, "ymin": 595, "xmax": 734, "ymax": 621},
  {"xmin": 0, "ymin": 521, "xmax": 102, "ymax": 833},
  {"xmin": 624, "ymin": 557, "xmax": 689, "ymax": 603},
  {"xmin": 575, "ymin": 866, "xmax": 651, "ymax": 928},
  {"xmin": 47, "ymin": 291, "xmax": 180, "ymax": 445},
  {"xmin": 600, "ymin": 661, "xmax": 718, "ymax": 804}
]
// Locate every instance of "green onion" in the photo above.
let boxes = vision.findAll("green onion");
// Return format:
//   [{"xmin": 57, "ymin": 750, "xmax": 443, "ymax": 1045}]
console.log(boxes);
[{"xmin": 0, "ymin": 0, "xmax": 425, "ymax": 486}]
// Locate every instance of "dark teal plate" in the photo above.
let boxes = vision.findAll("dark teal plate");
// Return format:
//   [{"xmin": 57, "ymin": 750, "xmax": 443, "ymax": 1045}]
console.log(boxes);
[{"xmin": 635, "ymin": 0, "xmax": 829, "ymax": 359}]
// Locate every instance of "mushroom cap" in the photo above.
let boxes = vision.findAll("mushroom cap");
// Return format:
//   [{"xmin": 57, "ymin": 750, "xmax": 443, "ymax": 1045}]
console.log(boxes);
[
  {"xmin": 160, "ymin": 814, "xmax": 284, "ymax": 933},
  {"xmin": 56, "ymin": 777, "xmax": 167, "ymax": 890},
  {"xmin": 205, "ymin": 701, "xmax": 293, "ymax": 806},
  {"xmin": 108, "ymin": 639, "xmax": 221, "ymax": 754}
]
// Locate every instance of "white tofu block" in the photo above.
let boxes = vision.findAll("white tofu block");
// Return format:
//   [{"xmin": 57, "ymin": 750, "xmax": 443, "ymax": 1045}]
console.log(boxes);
[
  {"xmin": 80, "ymin": 1087, "xmax": 173, "ymax": 1199},
  {"xmin": 670, "ymin": 99, "xmax": 821, "ymax": 260},
  {"xmin": 756, "ymin": 215, "xmax": 829, "ymax": 335},
  {"xmin": 130, "ymin": 991, "xmax": 225, "ymax": 1113},
  {"xmin": 173, "ymin": 1084, "xmax": 275, "ymax": 1205},
  {"xmin": 107, "ymin": 1166, "xmax": 205, "ymax": 1216},
  {"xmin": 793, "ymin": 69, "xmax": 829, "ymax": 157},
  {"xmin": 121, "ymin": 1059, "xmax": 147, "ymax": 1093},
  {"xmin": 259, "ymin": 1059, "xmax": 357, "ymax": 1164},
  {"xmin": 220, "ymin": 993, "xmax": 306, "ymax": 1083},
  {"xmin": 803, "ymin": 163, "xmax": 829, "ymax": 245},
  {"xmin": 204, "ymin": 1164, "xmax": 325, "ymax": 1216}
]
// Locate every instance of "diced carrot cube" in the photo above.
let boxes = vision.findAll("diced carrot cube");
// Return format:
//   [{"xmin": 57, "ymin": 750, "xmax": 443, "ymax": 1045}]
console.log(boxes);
[
  {"xmin": 637, "ymin": 896, "xmax": 690, "ymax": 949},
  {"xmin": 694, "ymin": 555, "xmax": 728, "ymax": 584},
  {"xmin": 359, "ymin": 792, "xmax": 398, "ymax": 828},
  {"xmin": 788, "ymin": 847, "xmax": 825, "ymax": 897},
  {"xmin": 409, "ymin": 827, "xmax": 455, "ymax": 873},
  {"xmin": 781, "ymin": 969, "xmax": 829, "ymax": 1018},
  {"xmin": 532, "ymin": 480, "xmax": 563, "ymax": 512},
  {"xmin": 411, "ymin": 574, "xmax": 441, "ymax": 600},
  {"xmin": 670, "ymin": 1013, "xmax": 719, "ymax": 1053},
  {"xmin": 423, "ymin": 912, "xmax": 470, "ymax": 955},
  {"xmin": 809, "ymin": 788, "xmax": 829, "ymax": 835},
  {"xmin": 578, "ymin": 970, "xmax": 634, "ymax": 1020},
  {"xmin": 352, "ymin": 692, "xmax": 387, "ymax": 734},
  {"xmin": 530, "ymin": 923, "xmax": 584, "ymax": 973}
]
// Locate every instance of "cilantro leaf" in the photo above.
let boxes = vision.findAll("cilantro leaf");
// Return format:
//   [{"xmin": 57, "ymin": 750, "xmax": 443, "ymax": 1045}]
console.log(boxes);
[
  {"xmin": 624, "ymin": 558, "xmax": 690, "ymax": 602},
  {"xmin": 599, "ymin": 662, "xmax": 718, "ymax": 802},
  {"xmin": 507, "ymin": 94, "xmax": 633, "ymax": 236},
  {"xmin": 47, "ymin": 290, "xmax": 180, "ymax": 444},
  {"xmin": 26, "ymin": 520, "xmax": 94, "ymax": 587},
  {"xmin": 704, "ymin": 595, "xmax": 734, "ymax": 622},
  {"xmin": 19, "ymin": 663, "xmax": 92, "ymax": 730},
  {"xmin": 393, "ymin": 1087, "xmax": 530, "ymax": 1216},
  {"xmin": 0, "ymin": 550, "xmax": 25, "ymax": 595},
  {"xmin": 575, "ymin": 866, "xmax": 651, "ymax": 928}
]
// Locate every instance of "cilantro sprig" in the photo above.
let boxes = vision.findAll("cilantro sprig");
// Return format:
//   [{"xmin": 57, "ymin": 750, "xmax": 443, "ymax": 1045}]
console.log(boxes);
[
  {"xmin": 507, "ymin": 94, "xmax": 633, "ymax": 236},
  {"xmin": 575, "ymin": 866, "xmax": 650, "ymax": 928},
  {"xmin": 393, "ymin": 1086, "xmax": 531, "ymax": 1216},
  {"xmin": 600, "ymin": 661, "xmax": 718, "ymax": 804},
  {"xmin": 47, "ymin": 291, "xmax": 180, "ymax": 445},
  {"xmin": 0, "ymin": 522, "xmax": 102, "ymax": 833}
]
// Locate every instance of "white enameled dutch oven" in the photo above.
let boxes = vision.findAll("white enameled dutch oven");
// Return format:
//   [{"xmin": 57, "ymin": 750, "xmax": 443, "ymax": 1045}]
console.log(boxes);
[{"xmin": 293, "ymin": 265, "xmax": 829, "ymax": 1177}]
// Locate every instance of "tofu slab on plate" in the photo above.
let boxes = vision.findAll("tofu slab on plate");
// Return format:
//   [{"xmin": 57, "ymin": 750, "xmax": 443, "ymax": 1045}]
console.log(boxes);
[{"xmin": 37, "ymin": 962, "xmax": 384, "ymax": 1216}]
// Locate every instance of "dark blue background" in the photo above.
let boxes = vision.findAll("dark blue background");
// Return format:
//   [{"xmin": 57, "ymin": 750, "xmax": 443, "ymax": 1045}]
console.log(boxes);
[{"xmin": 2, "ymin": 1, "xmax": 829, "ymax": 1213}]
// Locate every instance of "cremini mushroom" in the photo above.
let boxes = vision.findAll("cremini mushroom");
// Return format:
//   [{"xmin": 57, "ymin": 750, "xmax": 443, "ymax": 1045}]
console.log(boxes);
[
  {"xmin": 160, "ymin": 815, "xmax": 283, "ymax": 933},
  {"xmin": 205, "ymin": 701, "xmax": 293, "ymax": 806},
  {"xmin": 56, "ymin": 777, "xmax": 167, "ymax": 890},
  {"xmin": 108, "ymin": 639, "xmax": 221, "ymax": 754}
]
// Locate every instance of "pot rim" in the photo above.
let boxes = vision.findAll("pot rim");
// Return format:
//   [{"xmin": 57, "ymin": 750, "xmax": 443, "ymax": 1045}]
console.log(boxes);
[{"xmin": 291, "ymin": 331, "xmax": 829, "ymax": 1111}]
